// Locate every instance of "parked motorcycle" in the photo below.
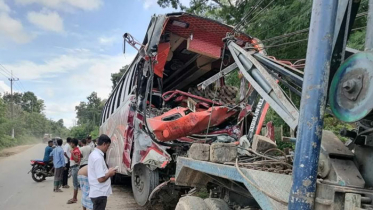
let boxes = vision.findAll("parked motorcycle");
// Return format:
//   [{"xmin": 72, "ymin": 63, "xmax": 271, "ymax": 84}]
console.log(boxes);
[{"xmin": 28, "ymin": 160, "xmax": 54, "ymax": 182}]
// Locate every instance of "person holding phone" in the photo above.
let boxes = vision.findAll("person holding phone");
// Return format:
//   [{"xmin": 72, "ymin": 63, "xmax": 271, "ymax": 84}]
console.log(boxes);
[{"xmin": 88, "ymin": 134, "xmax": 116, "ymax": 210}]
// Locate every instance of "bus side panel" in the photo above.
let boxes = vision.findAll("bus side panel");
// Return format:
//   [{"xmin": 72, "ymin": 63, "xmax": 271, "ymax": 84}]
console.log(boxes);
[{"xmin": 100, "ymin": 99, "xmax": 131, "ymax": 175}]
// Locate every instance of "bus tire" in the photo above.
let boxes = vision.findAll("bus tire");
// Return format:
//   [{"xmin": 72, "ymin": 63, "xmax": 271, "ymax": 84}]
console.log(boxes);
[
  {"xmin": 131, "ymin": 164, "xmax": 159, "ymax": 206},
  {"xmin": 204, "ymin": 198, "xmax": 230, "ymax": 210},
  {"xmin": 175, "ymin": 196, "xmax": 209, "ymax": 210}
]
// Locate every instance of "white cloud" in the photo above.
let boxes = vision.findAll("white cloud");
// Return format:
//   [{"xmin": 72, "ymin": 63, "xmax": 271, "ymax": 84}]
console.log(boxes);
[
  {"xmin": 68, "ymin": 53, "xmax": 135, "ymax": 98},
  {"xmin": 0, "ymin": 13, "xmax": 32, "ymax": 43},
  {"xmin": 0, "ymin": 0, "xmax": 10, "ymax": 13},
  {"xmin": 15, "ymin": 0, "xmax": 103, "ymax": 11},
  {"xmin": 99, "ymin": 35, "xmax": 117, "ymax": 45},
  {"xmin": 44, "ymin": 101, "xmax": 79, "ymax": 128},
  {"xmin": 45, "ymin": 88, "xmax": 54, "ymax": 97},
  {"xmin": 4, "ymin": 50, "xmax": 135, "ymax": 97},
  {"xmin": 142, "ymin": 0, "xmax": 154, "ymax": 9},
  {"xmin": 0, "ymin": 80, "xmax": 10, "ymax": 93},
  {"xmin": 27, "ymin": 9, "xmax": 64, "ymax": 32},
  {"xmin": 141, "ymin": 0, "xmax": 189, "ymax": 9}
]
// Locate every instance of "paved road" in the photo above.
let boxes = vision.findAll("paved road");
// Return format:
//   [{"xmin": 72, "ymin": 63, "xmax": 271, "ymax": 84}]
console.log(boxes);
[{"xmin": 0, "ymin": 144, "xmax": 145, "ymax": 210}]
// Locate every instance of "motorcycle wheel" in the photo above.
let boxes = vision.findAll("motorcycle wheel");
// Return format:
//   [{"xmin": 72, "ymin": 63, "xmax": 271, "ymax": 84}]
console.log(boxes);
[{"xmin": 31, "ymin": 165, "xmax": 46, "ymax": 182}]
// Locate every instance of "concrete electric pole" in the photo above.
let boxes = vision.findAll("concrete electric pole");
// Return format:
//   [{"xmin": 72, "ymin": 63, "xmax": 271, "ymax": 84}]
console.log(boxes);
[{"xmin": 9, "ymin": 70, "xmax": 19, "ymax": 138}]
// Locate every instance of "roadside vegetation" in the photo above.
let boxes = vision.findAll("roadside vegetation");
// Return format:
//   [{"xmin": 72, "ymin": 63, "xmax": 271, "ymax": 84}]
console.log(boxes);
[{"xmin": 0, "ymin": 91, "xmax": 69, "ymax": 150}]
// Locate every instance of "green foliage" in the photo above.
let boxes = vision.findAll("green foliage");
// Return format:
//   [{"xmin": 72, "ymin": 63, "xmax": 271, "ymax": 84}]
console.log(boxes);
[
  {"xmin": 324, "ymin": 115, "xmax": 355, "ymax": 142},
  {"xmin": 225, "ymin": 69, "xmax": 240, "ymax": 88},
  {"xmin": 3, "ymin": 91, "xmax": 44, "ymax": 114},
  {"xmin": 111, "ymin": 65, "xmax": 129, "ymax": 92},
  {"xmin": 70, "ymin": 91, "xmax": 105, "ymax": 140},
  {"xmin": 75, "ymin": 92, "xmax": 104, "ymax": 126},
  {"xmin": 0, "ymin": 91, "xmax": 69, "ymax": 150}
]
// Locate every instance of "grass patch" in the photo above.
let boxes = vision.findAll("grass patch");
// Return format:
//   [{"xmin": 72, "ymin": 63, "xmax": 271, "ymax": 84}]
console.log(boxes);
[{"xmin": 0, "ymin": 135, "xmax": 40, "ymax": 150}]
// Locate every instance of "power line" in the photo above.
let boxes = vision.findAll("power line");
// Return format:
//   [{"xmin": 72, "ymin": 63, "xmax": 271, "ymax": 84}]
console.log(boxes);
[
  {"xmin": 0, "ymin": 64, "xmax": 12, "ymax": 76},
  {"xmin": 0, "ymin": 70, "xmax": 9, "ymax": 79},
  {"xmin": 233, "ymin": 0, "xmax": 266, "ymax": 32},
  {"xmin": 253, "ymin": 3, "xmax": 313, "ymax": 39},
  {"xmin": 0, "ymin": 64, "xmax": 27, "ymax": 93},
  {"xmin": 261, "ymin": 28, "xmax": 310, "ymax": 43},
  {"xmin": 243, "ymin": 0, "xmax": 276, "ymax": 27},
  {"xmin": 254, "ymin": 39, "xmax": 308, "ymax": 50},
  {"xmin": 255, "ymin": 10, "xmax": 367, "ymax": 47}
]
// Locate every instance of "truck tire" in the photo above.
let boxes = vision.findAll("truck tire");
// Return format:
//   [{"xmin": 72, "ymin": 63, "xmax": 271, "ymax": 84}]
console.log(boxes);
[
  {"xmin": 175, "ymin": 196, "xmax": 209, "ymax": 210},
  {"xmin": 131, "ymin": 164, "xmax": 159, "ymax": 206},
  {"xmin": 204, "ymin": 198, "xmax": 230, "ymax": 210}
]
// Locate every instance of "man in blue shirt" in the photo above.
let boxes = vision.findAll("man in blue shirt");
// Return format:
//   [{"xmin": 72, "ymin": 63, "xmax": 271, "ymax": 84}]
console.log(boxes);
[
  {"xmin": 43, "ymin": 140, "xmax": 54, "ymax": 175},
  {"xmin": 43, "ymin": 140, "xmax": 54, "ymax": 162},
  {"xmin": 50, "ymin": 139, "xmax": 65, "ymax": 192}
]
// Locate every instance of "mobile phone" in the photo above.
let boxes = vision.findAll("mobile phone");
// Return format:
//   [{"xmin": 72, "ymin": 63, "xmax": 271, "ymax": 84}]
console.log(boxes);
[{"xmin": 114, "ymin": 166, "xmax": 119, "ymax": 171}]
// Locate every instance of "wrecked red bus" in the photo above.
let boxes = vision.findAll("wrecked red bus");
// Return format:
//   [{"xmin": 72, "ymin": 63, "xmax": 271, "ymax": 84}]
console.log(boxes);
[{"xmin": 99, "ymin": 13, "xmax": 270, "ymax": 207}]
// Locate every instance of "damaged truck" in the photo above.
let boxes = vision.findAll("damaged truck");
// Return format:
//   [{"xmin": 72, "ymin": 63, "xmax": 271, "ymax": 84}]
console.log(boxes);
[{"xmin": 100, "ymin": 0, "xmax": 373, "ymax": 209}]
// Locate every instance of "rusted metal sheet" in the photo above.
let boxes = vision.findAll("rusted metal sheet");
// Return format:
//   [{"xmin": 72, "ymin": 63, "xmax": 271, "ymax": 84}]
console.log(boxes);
[
  {"xmin": 175, "ymin": 157, "xmax": 291, "ymax": 210},
  {"xmin": 320, "ymin": 130, "xmax": 354, "ymax": 158},
  {"xmin": 188, "ymin": 86, "xmax": 238, "ymax": 105},
  {"xmin": 147, "ymin": 106, "xmax": 237, "ymax": 142},
  {"xmin": 153, "ymin": 42, "xmax": 171, "ymax": 78}
]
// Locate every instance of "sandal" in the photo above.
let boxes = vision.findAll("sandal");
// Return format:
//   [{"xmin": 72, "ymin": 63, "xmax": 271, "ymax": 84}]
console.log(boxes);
[
  {"xmin": 54, "ymin": 189, "xmax": 63, "ymax": 192},
  {"xmin": 63, "ymin": 185, "xmax": 70, "ymax": 188},
  {"xmin": 67, "ymin": 199, "xmax": 77, "ymax": 204}
]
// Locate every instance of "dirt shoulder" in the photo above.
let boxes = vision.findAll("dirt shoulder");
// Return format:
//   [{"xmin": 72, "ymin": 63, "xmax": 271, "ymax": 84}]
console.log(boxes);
[{"xmin": 0, "ymin": 144, "xmax": 35, "ymax": 157}]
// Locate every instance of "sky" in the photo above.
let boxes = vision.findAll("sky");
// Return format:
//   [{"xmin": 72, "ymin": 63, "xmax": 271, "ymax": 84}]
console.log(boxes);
[{"xmin": 0, "ymin": 0, "xmax": 189, "ymax": 128}]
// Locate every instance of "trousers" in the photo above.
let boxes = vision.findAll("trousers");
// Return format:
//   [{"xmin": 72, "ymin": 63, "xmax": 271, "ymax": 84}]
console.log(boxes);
[
  {"xmin": 91, "ymin": 196, "xmax": 107, "ymax": 210},
  {"xmin": 62, "ymin": 162, "xmax": 69, "ymax": 186}
]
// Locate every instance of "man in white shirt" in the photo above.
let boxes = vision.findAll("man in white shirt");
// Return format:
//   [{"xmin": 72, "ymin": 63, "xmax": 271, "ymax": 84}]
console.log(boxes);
[
  {"xmin": 62, "ymin": 137, "xmax": 71, "ymax": 188},
  {"xmin": 87, "ymin": 135, "xmax": 95, "ymax": 149},
  {"xmin": 88, "ymin": 134, "xmax": 116, "ymax": 210},
  {"xmin": 80, "ymin": 139, "xmax": 93, "ymax": 169}
]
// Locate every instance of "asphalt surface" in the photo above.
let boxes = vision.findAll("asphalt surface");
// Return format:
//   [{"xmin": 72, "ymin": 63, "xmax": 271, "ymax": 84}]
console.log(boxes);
[{"xmin": 0, "ymin": 144, "xmax": 146, "ymax": 210}]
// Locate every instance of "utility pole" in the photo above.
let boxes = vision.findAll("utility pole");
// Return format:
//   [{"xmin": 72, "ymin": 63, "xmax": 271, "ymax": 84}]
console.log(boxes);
[{"xmin": 9, "ymin": 70, "xmax": 19, "ymax": 139}]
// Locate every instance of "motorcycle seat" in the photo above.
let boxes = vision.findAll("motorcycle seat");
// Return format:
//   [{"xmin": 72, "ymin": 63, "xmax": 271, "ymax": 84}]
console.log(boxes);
[{"xmin": 32, "ymin": 160, "xmax": 47, "ymax": 165}]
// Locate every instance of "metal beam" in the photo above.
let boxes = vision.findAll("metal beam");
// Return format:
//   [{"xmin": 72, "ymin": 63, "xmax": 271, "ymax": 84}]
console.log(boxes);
[
  {"xmin": 288, "ymin": 0, "xmax": 338, "ymax": 209},
  {"xmin": 253, "ymin": 53, "xmax": 303, "ymax": 87},
  {"xmin": 227, "ymin": 43, "xmax": 298, "ymax": 130},
  {"xmin": 231, "ymin": 42, "xmax": 299, "ymax": 121},
  {"xmin": 197, "ymin": 63, "xmax": 238, "ymax": 89}
]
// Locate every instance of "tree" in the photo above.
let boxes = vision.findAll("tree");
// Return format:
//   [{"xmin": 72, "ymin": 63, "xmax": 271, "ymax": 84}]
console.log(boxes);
[
  {"xmin": 111, "ymin": 65, "xmax": 129, "ymax": 92},
  {"xmin": 75, "ymin": 92, "xmax": 103, "ymax": 126},
  {"xmin": 21, "ymin": 91, "xmax": 45, "ymax": 113},
  {"xmin": 3, "ymin": 92, "xmax": 23, "ymax": 105}
]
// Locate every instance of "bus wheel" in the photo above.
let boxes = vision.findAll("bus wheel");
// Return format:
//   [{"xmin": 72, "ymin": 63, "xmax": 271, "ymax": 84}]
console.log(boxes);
[
  {"xmin": 131, "ymin": 164, "xmax": 159, "ymax": 206},
  {"xmin": 175, "ymin": 196, "xmax": 209, "ymax": 210}
]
